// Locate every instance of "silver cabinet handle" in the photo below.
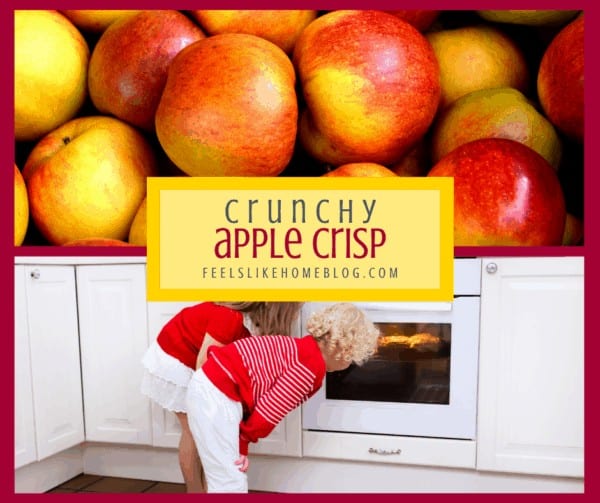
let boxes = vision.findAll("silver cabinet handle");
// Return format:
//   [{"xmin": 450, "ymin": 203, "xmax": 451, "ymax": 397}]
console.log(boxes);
[
  {"xmin": 368, "ymin": 448, "xmax": 401, "ymax": 456},
  {"xmin": 486, "ymin": 262, "xmax": 498, "ymax": 274},
  {"xmin": 30, "ymin": 269, "xmax": 41, "ymax": 279}
]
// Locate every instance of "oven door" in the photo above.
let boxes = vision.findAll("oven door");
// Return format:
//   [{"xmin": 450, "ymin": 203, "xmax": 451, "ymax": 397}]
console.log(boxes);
[{"xmin": 301, "ymin": 299, "xmax": 480, "ymax": 440}]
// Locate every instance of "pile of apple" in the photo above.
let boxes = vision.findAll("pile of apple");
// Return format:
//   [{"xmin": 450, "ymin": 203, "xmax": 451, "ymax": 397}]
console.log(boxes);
[{"xmin": 14, "ymin": 9, "xmax": 584, "ymax": 247}]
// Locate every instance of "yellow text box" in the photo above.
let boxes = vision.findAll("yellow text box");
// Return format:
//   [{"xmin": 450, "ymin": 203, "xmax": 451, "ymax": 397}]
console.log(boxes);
[{"xmin": 147, "ymin": 177, "xmax": 453, "ymax": 301}]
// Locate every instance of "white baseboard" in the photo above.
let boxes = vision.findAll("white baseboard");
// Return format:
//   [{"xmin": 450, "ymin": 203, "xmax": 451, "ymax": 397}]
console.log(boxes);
[
  {"xmin": 248, "ymin": 455, "xmax": 585, "ymax": 493},
  {"xmin": 14, "ymin": 443, "xmax": 584, "ymax": 494},
  {"xmin": 83, "ymin": 443, "xmax": 184, "ymax": 484},
  {"xmin": 15, "ymin": 446, "xmax": 84, "ymax": 493}
]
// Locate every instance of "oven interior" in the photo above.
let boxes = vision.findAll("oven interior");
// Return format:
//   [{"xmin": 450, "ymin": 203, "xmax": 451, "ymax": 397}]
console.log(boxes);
[{"xmin": 326, "ymin": 321, "xmax": 452, "ymax": 405}]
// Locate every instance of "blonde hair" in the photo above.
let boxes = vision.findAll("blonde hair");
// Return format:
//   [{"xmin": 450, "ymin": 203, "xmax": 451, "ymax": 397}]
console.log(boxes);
[
  {"xmin": 214, "ymin": 302, "xmax": 303, "ymax": 336},
  {"xmin": 307, "ymin": 303, "xmax": 379, "ymax": 365}
]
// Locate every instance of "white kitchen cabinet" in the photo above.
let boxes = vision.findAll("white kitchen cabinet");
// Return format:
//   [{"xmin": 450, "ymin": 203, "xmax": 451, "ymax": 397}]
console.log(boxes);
[
  {"xmin": 77, "ymin": 264, "xmax": 151, "ymax": 445},
  {"xmin": 250, "ymin": 408, "xmax": 302, "ymax": 457},
  {"xmin": 14, "ymin": 265, "xmax": 85, "ymax": 464},
  {"xmin": 14, "ymin": 265, "xmax": 37, "ymax": 468},
  {"xmin": 146, "ymin": 301, "xmax": 302, "ymax": 456},
  {"xmin": 477, "ymin": 257, "xmax": 584, "ymax": 478},
  {"xmin": 146, "ymin": 301, "xmax": 195, "ymax": 448}
]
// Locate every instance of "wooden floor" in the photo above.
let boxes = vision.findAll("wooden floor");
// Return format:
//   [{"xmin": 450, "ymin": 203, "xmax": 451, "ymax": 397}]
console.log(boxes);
[
  {"xmin": 47, "ymin": 474, "xmax": 186, "ymax": 493},
  {"xmin": 47, "ymin": 473, "xmax": 271, "ymax": 493}
]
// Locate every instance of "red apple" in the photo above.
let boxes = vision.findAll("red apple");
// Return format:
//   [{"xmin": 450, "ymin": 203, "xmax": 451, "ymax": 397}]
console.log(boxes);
[
  {"xmin": 385, "ymin": 10, "xmax": 440, "ymax": 31},
  {"xmin": 155, "ymin": 34, "xmax": 298, "ymax": 176},
  {"xmin": 390, "ymin": 140, "xmax": 429, "ymax": 176},
  {"xmin": 190, "ymin": 10, "xmax": 317, "ymax": 54},
  {"xmin": 293, "ymin": 10, "xmax": 440, "ymax": 166},
  {"xmin": 537, "ymin": 15, "xmax": 584, "ymax": 142},
  {"xmin": 63, "ymin": 238, "xmax": 133, "ymax": 246},
  {"xmin": 428, "ymin": 138, "xmax": 566, "ymax": 246},
  {"xmin": 323, "ymin": 163, "xmax": 397, "ymax": 177},
  {"xmin": 88, "ymin": 10, "xmax": 205, "ymax": 131},
  {"xmin": 23, "ymin": 116, "xmax": 158, "ymax": 245}
]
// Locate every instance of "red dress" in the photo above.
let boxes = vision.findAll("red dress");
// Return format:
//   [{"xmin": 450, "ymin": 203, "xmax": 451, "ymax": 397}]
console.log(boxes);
[
  {"xmin": 142, "ymin": 302, "xmax": 251, "ymax": 412},
  {"xmin": 157, "ymin": 302, "xmax": 251, "ymax": 369}
]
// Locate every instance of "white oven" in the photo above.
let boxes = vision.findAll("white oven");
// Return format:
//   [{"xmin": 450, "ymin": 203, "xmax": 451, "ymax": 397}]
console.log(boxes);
[{"xmin": 301, "ymin": 258, "xmax": 481, "ymax": 440}]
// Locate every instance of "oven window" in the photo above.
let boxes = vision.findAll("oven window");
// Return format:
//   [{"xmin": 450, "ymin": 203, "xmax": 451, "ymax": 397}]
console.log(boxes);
[{"xmin": 326, "ymin": 322, "xmax": 451, "ymax": 404}]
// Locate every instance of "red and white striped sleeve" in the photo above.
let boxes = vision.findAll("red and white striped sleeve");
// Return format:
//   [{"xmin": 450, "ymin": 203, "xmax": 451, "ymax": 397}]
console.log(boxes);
[{"xmin": 239, "ymin": 369, "xmax": 316, "ymax": 455}]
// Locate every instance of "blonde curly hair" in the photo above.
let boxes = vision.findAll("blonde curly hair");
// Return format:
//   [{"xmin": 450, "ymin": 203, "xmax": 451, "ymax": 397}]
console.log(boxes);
[{"xmin": 307, "ymin": 303, "xmax": 380, "ymax": 366}]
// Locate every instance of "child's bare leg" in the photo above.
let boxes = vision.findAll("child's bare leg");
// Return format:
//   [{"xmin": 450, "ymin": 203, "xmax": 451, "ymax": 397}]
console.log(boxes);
[{"xmin": 176, "ymin": 412, "xmax": 206, "ymax": 493}]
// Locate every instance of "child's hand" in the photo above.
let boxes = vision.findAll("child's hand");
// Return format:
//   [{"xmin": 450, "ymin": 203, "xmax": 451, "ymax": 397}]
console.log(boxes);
[{"xmin": 235, "ymin": 455, "xmax": 249, "ymax": 473}]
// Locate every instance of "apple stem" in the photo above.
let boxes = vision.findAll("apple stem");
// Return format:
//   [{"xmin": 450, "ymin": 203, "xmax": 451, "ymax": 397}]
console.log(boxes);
[{"xmin": 62, "ymin": 137, "xmax": 71, "ymax": 145}]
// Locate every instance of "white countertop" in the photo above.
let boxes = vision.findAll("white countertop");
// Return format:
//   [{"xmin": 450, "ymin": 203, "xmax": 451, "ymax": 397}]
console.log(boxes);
[{"xmin": 14, "ymin": 256, "xmax": 147, "ymax": 265}]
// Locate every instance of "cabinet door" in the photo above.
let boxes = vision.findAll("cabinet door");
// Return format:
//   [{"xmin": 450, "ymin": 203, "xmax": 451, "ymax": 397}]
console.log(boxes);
[
  {"xmin": 249, "ymin": 408, "xmax": 302, "ymax": 457},
  {"xmin": 77, "ymin": 265, "xmax": 151, "ymax": 444},
  {"xmin": 14, "ymin": 266, "xmax": 37, "ymax": 468},
  {"xmin": 23, "ymin": 265, "xmax": 85, "ymax": 460},
  {"xmin": 147, "ymin": 302, "xmax": 195, "ymax": 448},
  {"xmin": 477, "ymin": 257, "xmax": 584, "ymax": 478}
]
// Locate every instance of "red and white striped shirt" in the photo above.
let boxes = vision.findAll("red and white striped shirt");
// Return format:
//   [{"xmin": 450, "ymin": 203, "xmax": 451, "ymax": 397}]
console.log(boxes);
[{"xmin": 202, "ymin": 335, "xmax": 326, "ymax": 455}]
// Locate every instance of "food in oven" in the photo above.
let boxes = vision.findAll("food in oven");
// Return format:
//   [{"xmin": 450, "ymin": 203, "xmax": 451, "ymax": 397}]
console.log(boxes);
[{"xmin": 378, "ymin": 332, "xmax": 441, "ymax": 352}]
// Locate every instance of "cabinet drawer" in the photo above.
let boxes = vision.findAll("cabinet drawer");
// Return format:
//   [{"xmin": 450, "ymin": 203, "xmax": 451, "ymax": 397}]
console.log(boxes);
[{"xmin": 302, "ymin": 430, "xmax": 476, "ymax": 469}]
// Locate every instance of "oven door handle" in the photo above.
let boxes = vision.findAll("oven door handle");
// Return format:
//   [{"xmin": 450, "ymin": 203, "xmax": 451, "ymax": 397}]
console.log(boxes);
[
  {"xmin": 368, "ymin": 447, "xmax": 402, "ymax": 456},
  {"xmin": 356, "ymin": 302, "xmax": 452, "ymax": 312}
]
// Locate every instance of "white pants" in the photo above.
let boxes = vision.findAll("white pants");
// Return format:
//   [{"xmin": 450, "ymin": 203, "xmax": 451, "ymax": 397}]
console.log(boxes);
[{"xmin": 186, "ymin": 370, "xmax": 247, "ymax": 493}]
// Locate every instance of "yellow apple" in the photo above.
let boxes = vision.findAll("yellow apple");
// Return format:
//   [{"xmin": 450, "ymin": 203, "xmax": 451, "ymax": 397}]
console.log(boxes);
[
  {"xmin": 323, "ymin": 163, "xmax": 397, "ymax": 177},
  {"xmin": 427, "ymin": 25, "xmax": 529, "ymax": 109},
  {"xmin": 431, "ymin": 87, "xmax": 562, "ymax": 169},
  {"xmin": 477, "ymin": 10, "xmax": 580, "ymax": 27},
  {"xmin": 15, "ymin": 10, "xmax": 89, "ymax": 142},
  {"xmin": 14, "ymin": 164, "xmax": 29, "ymax": 246},
  {"xmin": 155, "ymin": 34, "xmax": 298, "ymax": 176},
  {"xmin": 61, "ymin": 10, "xmax": 141, "ymax": 32},
  {"xmin": 23, "ymin": 116, "xmax": 158, "ymax": 245},
  {"xmin": 562, "ymin": 213, "xmax": 583, "ymax": 246},
  {"xmin": 190, "ymin": 10, "xmax": 317, "ymax": 54},
  {"xmin": 128, "ymin": 198, "xmax": 147, "ymax": 246}
]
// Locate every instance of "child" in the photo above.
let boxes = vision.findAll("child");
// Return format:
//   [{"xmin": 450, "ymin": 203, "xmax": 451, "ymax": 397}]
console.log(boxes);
[
  {"xmin": 141, "ymin": 301, "xmax": 303, "ymax": 493},
  {"xmin": 185, "ymin": 302, "xmax": 380, "ymax": 493}
]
